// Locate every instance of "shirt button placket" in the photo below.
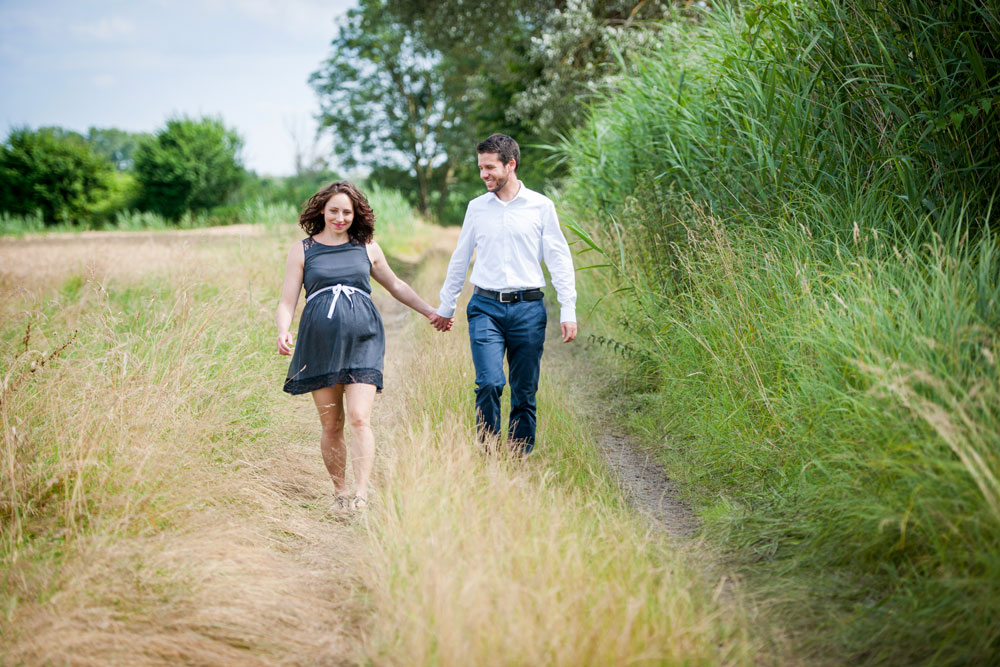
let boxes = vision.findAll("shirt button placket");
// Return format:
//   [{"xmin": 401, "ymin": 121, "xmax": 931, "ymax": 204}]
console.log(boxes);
[{"xmin": 502, "ymin": 209, "xmax": 510, "ymax": 287}]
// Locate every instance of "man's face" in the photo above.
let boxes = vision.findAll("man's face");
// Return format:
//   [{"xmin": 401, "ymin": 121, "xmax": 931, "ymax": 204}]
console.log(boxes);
[{"xmin": 478, "ymin": 152, "xmax": 516, "ymax": 193}]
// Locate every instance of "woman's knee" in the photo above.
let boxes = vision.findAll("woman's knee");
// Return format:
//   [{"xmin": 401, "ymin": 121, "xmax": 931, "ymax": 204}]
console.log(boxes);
[
  {"xmin": 318, "ymin": 411, "xmax": 346, "ymax": 435},
  {"xmin": 346, "ymin": 409, "xmax": 371, "ymax": 431}
]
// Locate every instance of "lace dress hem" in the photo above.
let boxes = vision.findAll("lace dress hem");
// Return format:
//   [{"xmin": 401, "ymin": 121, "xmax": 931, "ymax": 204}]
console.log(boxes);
[{"xmin": 283, "ymin": 368, "xmax": 383, "ymax": 395}]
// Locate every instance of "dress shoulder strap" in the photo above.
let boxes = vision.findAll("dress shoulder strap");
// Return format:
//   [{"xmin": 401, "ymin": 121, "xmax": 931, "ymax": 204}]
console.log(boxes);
[{"xmin": 303, "ymin": 237, "xmax": 318, "ymax": 251}]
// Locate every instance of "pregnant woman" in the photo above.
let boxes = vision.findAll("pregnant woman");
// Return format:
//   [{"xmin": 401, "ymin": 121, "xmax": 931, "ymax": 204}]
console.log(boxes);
[{"xmin": 276, "ymin": 181, "xmax": 443, "ymax": 511}]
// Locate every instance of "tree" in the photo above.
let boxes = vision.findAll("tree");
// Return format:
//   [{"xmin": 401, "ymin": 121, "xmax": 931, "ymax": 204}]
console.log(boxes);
[
  {"xmin": 385, "ymin": 0, "xmax": 675, "ymax": 135},
  {"xmin": 381, "ymin": 0, "xmax": 554, "ymax": 213},
  {"xmin": 311, "ymin": 0, "xmax": 675, "ymax": 222},
  {"xmin": 310, "ymin": 0, "xmax": 474, "ymax": 218},
  {"xmin": 0, "ymin": 126, "xmax": 113, "ymax": 225},
  {"xmin": 133, "ymin": 116, "xmax": 245, "ymax": 219}
]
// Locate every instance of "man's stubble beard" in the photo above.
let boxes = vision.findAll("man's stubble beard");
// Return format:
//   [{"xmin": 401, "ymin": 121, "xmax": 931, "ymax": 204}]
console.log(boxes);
[{"xmin": 488, "ymin": 171, "xmax": 512, "ymax": 193}]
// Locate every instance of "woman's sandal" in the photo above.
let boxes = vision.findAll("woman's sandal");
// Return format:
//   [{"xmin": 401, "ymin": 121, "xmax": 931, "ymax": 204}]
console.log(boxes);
[
  {"xmin": 332, "ymin": 494, "xmax": 352, "ymax": 513},
  {"xmin": 351, "ymin": 495, "xmax": 368, "ymax": 511}
]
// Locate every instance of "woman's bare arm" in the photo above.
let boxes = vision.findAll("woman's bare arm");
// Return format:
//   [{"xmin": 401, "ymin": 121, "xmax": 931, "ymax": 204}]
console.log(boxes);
[
  {"xmin": 367, "ymin": 241, "xmax": 435, "ymax": 318},
  {"xmin": 276, "ymin": 241, "xmax": 305, "ymax": 355}
]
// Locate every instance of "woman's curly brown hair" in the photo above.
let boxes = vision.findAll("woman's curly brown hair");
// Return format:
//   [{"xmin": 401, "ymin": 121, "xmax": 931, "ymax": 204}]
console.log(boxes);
[{"xmin": 298, "ymin": 181, "xmax": 375, "ymax": 244}]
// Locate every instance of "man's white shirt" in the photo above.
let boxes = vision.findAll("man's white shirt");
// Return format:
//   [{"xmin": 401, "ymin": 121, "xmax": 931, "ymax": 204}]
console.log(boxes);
[{"xmin": 437, "ymin": 181, "xmax": 577, "ymax": 323}]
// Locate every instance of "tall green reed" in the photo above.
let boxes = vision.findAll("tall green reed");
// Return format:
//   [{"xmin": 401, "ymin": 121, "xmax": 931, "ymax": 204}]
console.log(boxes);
[
  {"xmin": 557, "ymin": 0, "xmax": 1000, "ymax": 663},
  {"xmin": 560, "ymin": 0, "xmax": 998, "ymax": 245},
  {"xmin": 240, "ymin": 198, "xmax": 298, "ymax": 227}
]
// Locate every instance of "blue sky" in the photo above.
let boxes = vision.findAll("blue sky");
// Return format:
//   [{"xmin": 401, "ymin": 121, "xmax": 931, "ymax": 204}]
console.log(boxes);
[{"xmin": 0, "ymin": 0, "xmax": 356, "ymax": 175}]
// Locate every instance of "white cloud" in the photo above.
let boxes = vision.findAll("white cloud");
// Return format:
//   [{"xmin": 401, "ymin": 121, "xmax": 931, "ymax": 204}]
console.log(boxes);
[{"xmin": 71, "ymin": 16, "xmax": 136, "ymax": 41}]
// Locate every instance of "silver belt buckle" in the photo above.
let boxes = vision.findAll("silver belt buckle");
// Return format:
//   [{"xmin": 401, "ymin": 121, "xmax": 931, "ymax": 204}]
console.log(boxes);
[{"xmin": 499, "ymin": 291, "xmax": 518, "ymax": 303}]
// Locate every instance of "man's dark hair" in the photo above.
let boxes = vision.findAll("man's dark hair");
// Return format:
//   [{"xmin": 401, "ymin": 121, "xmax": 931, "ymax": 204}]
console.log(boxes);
[{"xmin": 477, "ymin": 133, "xmax": 520, "ymax": 171}]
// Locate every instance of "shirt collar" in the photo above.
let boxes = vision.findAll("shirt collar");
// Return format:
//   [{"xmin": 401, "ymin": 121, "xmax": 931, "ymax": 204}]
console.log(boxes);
[{"xmin": 488, "ymin": 180, "xmax": 524, "ymax": 206}]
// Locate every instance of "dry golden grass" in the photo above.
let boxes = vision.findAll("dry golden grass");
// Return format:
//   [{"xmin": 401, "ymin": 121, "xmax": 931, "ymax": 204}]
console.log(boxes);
[
  {"xmin": 0, "ymin": 225, "xmax": 270, "ymax": 295},
  {"xmin": 2, "ymin": 223, "xmax": 778, "ymax": 665},
  {"xmin": 2, "ymin": 224, "xmax": 369, "ymax": 665},
  {"xmin": 362, "ymin": 419, "xmax": 758, "ymax": 665},
  {"xmin": 352, "ymin": 252, "xmax": 771, "ymax": 666}
]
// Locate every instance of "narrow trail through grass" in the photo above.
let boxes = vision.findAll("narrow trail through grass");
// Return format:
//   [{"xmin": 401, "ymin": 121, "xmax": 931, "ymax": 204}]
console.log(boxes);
[
  {"xmin": 2, "ymin": 223, "xmax": 792, "ymax": 665},
  {"xmin": 354, "ymin": 231, "xmax": 792, "ymax": 664}
]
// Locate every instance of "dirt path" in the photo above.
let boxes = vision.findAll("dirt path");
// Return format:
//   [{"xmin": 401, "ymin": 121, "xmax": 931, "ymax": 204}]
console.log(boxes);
[
  {"xmin": 539, "ymin": 318, "xmax": 700, "ymax": 540},
  {"xmin": 594, "ymin": 432, "xmax": 699, "ymax": 538}
]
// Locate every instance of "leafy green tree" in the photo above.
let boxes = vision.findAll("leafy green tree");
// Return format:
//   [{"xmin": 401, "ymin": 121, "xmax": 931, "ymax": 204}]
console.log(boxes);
[
  {"xmin": 0, "ymin": 126, "xmax": 113, "ymax": 225},
  {"xmin": 133, "ymin": 116, "xmax": 245, "ymax": 220},
  {"xmin": 91, "ymin": 170, "xmax": 141, "ymax": 221},
  {"xmin": 311, "ymin": 0, "xmax": 676, "ymax": 222},
  {"xmin": 379, "ymin": 0, "xmax": 553, "ymax": 218},
  {"xmin": 386, "ymin": 0, "xmax": 675, "ymax": 135},
  {"xmin": 310, "ymin": 0, "xmax": 475, "ymax": 218}
]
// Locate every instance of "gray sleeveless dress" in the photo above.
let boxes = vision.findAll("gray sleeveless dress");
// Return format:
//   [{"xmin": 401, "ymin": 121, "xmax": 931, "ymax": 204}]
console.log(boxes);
[{"xmin": 283, "ymin": 237, "xmax": 385, "ymax": 394}]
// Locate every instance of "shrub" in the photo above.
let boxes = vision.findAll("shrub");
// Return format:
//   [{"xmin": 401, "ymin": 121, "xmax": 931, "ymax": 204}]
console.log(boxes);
[
  {"xmin": 0, "ymin": 126, "xmax": 114, "ymax": 226},
  {"xmin": 133, "ymin": 116, "xmax": 246, "ymax": 220}
]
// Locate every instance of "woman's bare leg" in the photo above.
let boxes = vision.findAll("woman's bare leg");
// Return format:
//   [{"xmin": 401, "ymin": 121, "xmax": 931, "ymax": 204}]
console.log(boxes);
[
  {"xmin": 312, "ymin": 385, "xmax": 348, "ymax": 495},
  {"xmin": 343, "ymin": 383, "xmax": 377, "ymax": 501}
]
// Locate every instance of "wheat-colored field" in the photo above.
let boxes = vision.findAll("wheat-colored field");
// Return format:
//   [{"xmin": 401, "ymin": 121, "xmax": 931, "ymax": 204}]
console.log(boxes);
[{"xmin": 1, "ymin": 223, "xmax": 781, "ymax": 665}]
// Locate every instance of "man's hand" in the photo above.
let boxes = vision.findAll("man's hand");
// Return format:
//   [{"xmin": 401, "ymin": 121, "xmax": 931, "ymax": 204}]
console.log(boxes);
[
  {"xmin": 560, "ymin": 322, "xmax": 577, "ymax": 343},
  {"xmin": 428, "ymin": 312, "xmax": 454, "ymax": 332}
]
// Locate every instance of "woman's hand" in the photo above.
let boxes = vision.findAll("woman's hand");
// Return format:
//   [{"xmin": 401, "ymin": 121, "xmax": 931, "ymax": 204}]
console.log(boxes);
[
  {"xmin": 277, "ymin": 331, "xmax": 294, "ymax": 355},
  {"xmin": 428, "ymin": 312, "xmax": 453, "ymax": 332}
]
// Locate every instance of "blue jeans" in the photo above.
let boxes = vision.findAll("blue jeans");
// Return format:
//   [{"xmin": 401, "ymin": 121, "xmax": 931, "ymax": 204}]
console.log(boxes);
[{"xmin": 466, "ymin": 294, "xmax": 547, "ymax": 453}]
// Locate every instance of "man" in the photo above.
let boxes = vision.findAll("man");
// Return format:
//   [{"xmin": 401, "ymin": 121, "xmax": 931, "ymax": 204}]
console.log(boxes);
[{"xmin": 429, "ymin": 133, "xmax": 577, "ymax": 454}]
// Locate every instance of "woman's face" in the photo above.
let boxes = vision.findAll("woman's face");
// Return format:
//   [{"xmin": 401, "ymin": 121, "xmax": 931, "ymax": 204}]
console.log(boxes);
[{"xmin": 323, "ymin": 192, "xmax": 354, "ymax": 235}]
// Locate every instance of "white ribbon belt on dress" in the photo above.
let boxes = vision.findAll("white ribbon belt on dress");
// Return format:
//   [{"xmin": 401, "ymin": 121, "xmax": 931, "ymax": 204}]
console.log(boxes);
[{"xmin": 306, "ymin": 284, "xmax": 368, "ymax": 319}]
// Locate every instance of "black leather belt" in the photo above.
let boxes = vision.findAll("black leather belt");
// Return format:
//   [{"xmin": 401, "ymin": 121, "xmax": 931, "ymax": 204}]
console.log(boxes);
[{"xmin": 474, "ymin": 286, "xmax": 544, "ymax": 303}]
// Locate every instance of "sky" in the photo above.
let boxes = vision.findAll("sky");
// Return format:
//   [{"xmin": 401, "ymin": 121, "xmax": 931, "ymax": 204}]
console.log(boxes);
[{"xmin": 0, "ymin": 0, "xmax": 357, "ymax": 176}]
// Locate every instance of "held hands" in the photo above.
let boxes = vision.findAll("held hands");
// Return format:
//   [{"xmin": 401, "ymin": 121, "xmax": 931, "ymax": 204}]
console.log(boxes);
[
  {"xmin": 277, "ymin": 331, "xmax": 294, "ymax": 355},
  {"xmin": 427, "ymin": 312, "xmax": 454, "ymax": 332},
  {"xmin": 425, "ymin": 313, "xmax": 571, "ymax": 338}
]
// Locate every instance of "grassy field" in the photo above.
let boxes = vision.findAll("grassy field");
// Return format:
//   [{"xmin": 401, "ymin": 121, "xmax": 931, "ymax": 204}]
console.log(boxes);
[
  {"xmin": 1, "ymin": 217, "xmax": 785, "ymax": 664},
  {"xmin": 556, "ymin": 1, "xmax": 999, "ymax": 663},
  {"xmin": 1, "ymin": 223, "xmax": 366, "ymax": 663}
]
